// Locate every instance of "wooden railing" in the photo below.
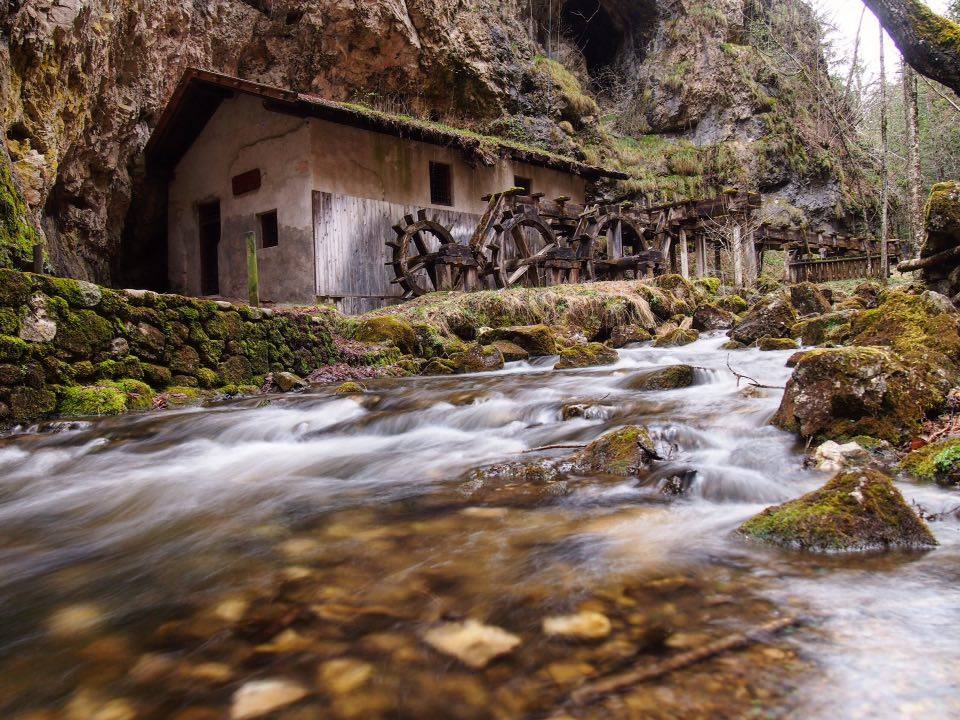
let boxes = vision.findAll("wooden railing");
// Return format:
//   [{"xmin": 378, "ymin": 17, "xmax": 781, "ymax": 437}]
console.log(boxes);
[{"xmin": 786, "ymin": 255, "xmax": 887, "ymax": 283}]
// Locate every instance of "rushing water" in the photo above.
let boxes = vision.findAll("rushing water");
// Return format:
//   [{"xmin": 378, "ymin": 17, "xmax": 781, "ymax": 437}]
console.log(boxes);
[{"xmin": 1, "ymin": 334, "xmax": 959, "ymax": 719}]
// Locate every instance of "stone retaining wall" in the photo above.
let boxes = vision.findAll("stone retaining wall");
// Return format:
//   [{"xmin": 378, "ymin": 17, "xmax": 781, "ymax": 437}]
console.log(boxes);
[{"xmin": 0, "ymin": 269, "xmax": 339, "ymax": 423}]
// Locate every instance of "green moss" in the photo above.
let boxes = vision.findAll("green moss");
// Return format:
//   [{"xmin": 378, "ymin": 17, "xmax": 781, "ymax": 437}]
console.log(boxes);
[
  {"xmin": 58, "ymin": 384, "xmax": 127, "ymax": 416},
  {"xmin": 0, "ymin": 307, "xmax": 20, "ymax": 335},
  {"xmin": 219, "ymin": 355, "xmax": 253, "ymax": 384},
  {"xmin": 196, "ymin": 367, "xmax": 220, "ymax": 388},
  {"xmin": 694, "ymin": 277, "xmax": 721, "ymax": 295},
  {"xmin": 0, "ymin": 268, "xmax": 33, "ymax": 305},
  {"xmin": 9, "ymin": 386, "xmax": 57, "ymax": 419},
  {"xmin": 900, "ymin": 438, "xmax": 960, "ymax": 483},
  {"xmin": 739, "ymin": 470, "xmax": 936, "ymax": 552},
  {"xmin": 758, "ymin": 336, "xmax": 800, "ymax": 351},
  {"xmin": 574, "ymin": 425, "xmax": 658, "ymax": 475},
  {"xmin": 113, "ymin": 379, "xmax": 155, "ymax": 411},
  {"xmin": 355, "ymin": 316, "xmax": 417, "ymax": 354},
  {"xmin": 0, "ymin": 334, "xmax": 28, "ymax": 362},
  {"xmin": 56, "ymin": 309, "xmax": 114, "ymax": 355},
  {"xmin": 555, "ymin": 342, "xmax": 619, "ymax": 370},
  {"xmin": 653, "ymin": 327, "xmax": 699, "ymax": 348},
  {"xmin": 850, "ymin": 291, "xmax": 960, "ymax": 360},
  {"xmin": 335, "ymin": 382, "xmax": 366, "ymax": 395},
  {"xmin": 717, "ymin": 295, "xmax": 748, "ymax": 313},
  {"xmin": 623, "ymin": 364, "xmax": 696, "ymax": 391},
  {"xmin": 0, "ymin": 151, "xmax": 40, "ymax": 269},
  {"xmin": 534, "ymin": 55, "xmax": 600, "ymax": 121},
  {"xmin": 477, "ymin": 325, "xmax": 558, "ymax": 356}
]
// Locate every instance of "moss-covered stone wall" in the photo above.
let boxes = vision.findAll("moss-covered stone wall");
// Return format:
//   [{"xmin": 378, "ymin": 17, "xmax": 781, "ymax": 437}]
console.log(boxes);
[{"xmin": 0, "ymin": 269, "xmax": 339, "ymax": 424}]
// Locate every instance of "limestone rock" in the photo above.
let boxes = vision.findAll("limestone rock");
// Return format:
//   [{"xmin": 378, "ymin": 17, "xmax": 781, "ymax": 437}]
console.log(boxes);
[
  {"xmin": 230, "ymin": 679, "xmax": 308, "ymax": 720},
  {"xmin": 730, "ymin": 294, "xmax": 798, "ymax": 345},
  {"xmin": 811, "ymin": 440, "xmax": 869, "ymax": 472},
  {"xmin": 422, "ymin": 619, "xmax": 521, "ymax": 669},
  {"xmin": 542, "ymin": 611, "xmax": 612, "ymax": 640},
  {"xmin": 490, "ymin": 339, "xmax": 529, "ymax": 362},
  {"xmin": 274, "ymin": 371, "xmax": 307, "ymax": 392},
  {"xmin": 554, "ymin": 342, "xmax": 618, "ymax": 369},
  {"xmin": 739, "ymin": 470, "xmax": 937, "ymax": 552},
  {"xmin": 19, "ymin": 294, "xmax": 57, "ymax": 342}
]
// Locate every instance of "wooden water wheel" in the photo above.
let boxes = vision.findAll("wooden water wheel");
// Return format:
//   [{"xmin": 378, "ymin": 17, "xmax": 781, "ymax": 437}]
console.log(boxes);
[
  {"xmin": 583, "ymin": 208, "xmax": 652, "ymax": 281},
  {"xmin": 386, "ymin": 211, "xmax": 458, "ymax": 297},
  {"xmin": 485, "ymin": 208, "xmax": 560, "ymax": 288}
]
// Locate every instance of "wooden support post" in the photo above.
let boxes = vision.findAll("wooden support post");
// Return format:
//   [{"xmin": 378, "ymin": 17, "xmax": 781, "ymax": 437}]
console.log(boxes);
[
  {"xmin": 695, "ymin": 237, "xmax": 708, "ymax": 278},
  {"xmin": 714, "ymin": 247, "xmax": 723, "ymax": 281},
  {"xmin": 32, "ymin": 241, "xmax": 44, "ymax": 274},
  {"xmin": 742, "ymin": 225, "xmax": 757, "ymax": 285},
  {"xmin": 678, "ymin": 228, "xmax": 690, "ymax": 280},
  {"xmin": 783, "ymin": 249, "xmax": 792, "ymax": 284},
  {"xmin": 731, "ymin": 225, "xmax": 744, "ymax": 288},
  {"xmin": 246, "ymin": 231, "xmax": 260, "ymax": 307}
]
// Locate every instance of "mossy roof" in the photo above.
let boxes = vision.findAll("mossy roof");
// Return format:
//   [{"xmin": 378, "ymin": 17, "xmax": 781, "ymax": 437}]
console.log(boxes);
[{"xmin": 145, "ymin": 68, "xmax": 627, "ymax": 181}]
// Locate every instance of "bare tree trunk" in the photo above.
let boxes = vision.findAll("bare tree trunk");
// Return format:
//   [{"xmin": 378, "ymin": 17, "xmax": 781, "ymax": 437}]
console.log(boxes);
[
  {"xmin": 845, "ymin": 7, "xmax": 867, "ymax": 104},
  {"xmin": 903, "ymin": 63, "xmax": 923, "ymax": 254},
  {"xmin": 880, "ymin": 27, "xmax": 890, "ymax": 284}
]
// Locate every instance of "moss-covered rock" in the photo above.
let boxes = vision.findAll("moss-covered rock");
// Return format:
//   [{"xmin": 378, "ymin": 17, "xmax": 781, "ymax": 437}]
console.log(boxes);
[
  {"xmin": 448, "ymin": 344, "xmax": 505, "ymax": 374},
  {"xmin": 490, "ymin": 340, "xmax": 529, "ymax": 362},
  {"xmin": 355, "ymin": 316, "xmax": 417, "ymax": 354},
  {"xmin": 142, "ymin": 363, "xmax": 173, "ymax": 388},
  {"xmin": 573, "ymin": 425, "xmax": 661, "ymax": 475},
  {"xmin": 739, "ymin": 470, "xmax": 936, "ymax": 552},
  {"xmin": 720, "ymin": 340, "xmax": 745, "ymax": 351},
  {"xmin": 219, "ymin": 355, "xmax": 253, "ymax": 384},
  {"xmin": 477, "ymin": 324, "xmax": 558, "ymax": 356},
  {"xmin": 730, "ymin": 294, "xmax": 798, "ymax": 345},
  {"xmin": 621, "ymin": 365, "xmax": 696, "ymax": 391},
  {"xmin": 653, "ymin": 327, "xmax": 699, "ymax": 348},
  {"xmin": 772, "ymin": 347, "xmax": 950, "ymax": 444},
  {"xmin": 792, "ymin": 310, "xmax": 857, "ymax": 346},
  {"xmin": 58, "ymin": 379, "xmax": 155, "ymax": 417},
  {"xmin": 555, "ymin": 342, "xmax": 618, "ymax": 370},
  {"xmin": 849, "ymin": 290, "xmax": 960, "ymax": 360},
  {"xmin": 0, "ymin": 268, "xmax": 33, "ymax": 305},
  {"xmin": 788, "ymin": 282, "xmax": 831, "ymax": 316},
  {"xmin": 606, "ymin": 325, "xmax": 653, "ymax": 348},
  {"xmin": 692, "ymin": 303, "xmax": 736, "ymax": 332},
  {"xmin": 335, "ymin": 382, "xmax": 366, "ymax": 395},
  {"xmin": 0, "ymin": 334, "xmax": 28, "ymax": 362},
  {"xmin": 0, "ymin": 307, "xmax": 20, "ymax": 335},
  {"xmin": 0, "ymin": 151, "xmax": 40, "ymax": 270},
  {"xmin": 757, "ymin": 336, "xmax": 800, "ymax": 351},
  {"xmin": 55, "ymin": 308, "xmax": 113, "ymax": 356},
  {"xmin": 38, "ymin": 276, "xmax": 102, "ymax": 308},
  {"xmin": 693, "ymin": 277, "xmax": 721, "ymax": 296},
  {"xmin": 0, "ymin": 363, "xmax": 24, "ymax": 384},
  {"xmin": 10, "ymin": 386, "xmax": 57, "ymax": 419},
  {"xmin": 716, "ymin": 294, "xmax": 748, "ymax": 314},
  {"xmin": 168, "ymin": 345, "xmax": 201, "ymax": 376},
  {"xmin": 899, "ymin": 438, "xmax": 960, "ymax": 486}
]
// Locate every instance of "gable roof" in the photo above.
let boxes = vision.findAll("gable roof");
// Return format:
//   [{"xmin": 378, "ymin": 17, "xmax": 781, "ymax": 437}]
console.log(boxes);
[{"xmin": 144, "ymin": 68, "xmax": 627, "ymax": 181}]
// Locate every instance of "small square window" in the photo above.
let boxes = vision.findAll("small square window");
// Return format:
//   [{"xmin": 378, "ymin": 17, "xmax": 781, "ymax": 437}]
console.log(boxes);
[
  {"xmin": 514, "ymin": 176, "xmax": 533, "ymax": 195},
  {"xmin": 259, "ymin": 210, "xmax": 279, "ymax": 249},
  {"xmin": 429, "ymin": 162, "xmax": 453, "ymax": 206}
]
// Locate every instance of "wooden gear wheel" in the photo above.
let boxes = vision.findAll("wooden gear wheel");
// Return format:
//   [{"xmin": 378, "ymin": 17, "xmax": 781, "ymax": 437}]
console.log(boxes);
[
  {"xmin": 386, "ymin": 211, "xmax": 457, "ymax": 297},
  {"xmin": 583, "ymin": 211, "xmax": 649, "ymax": 281},
  {"xmin": 485, "ymin": 209, "xmax": 560, "ymax": 288}
]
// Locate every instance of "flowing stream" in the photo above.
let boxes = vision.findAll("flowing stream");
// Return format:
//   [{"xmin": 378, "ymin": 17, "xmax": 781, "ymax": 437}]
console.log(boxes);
[{"xmin": 1, "ymin": 335, "xmax": 959, "ymax": 719}]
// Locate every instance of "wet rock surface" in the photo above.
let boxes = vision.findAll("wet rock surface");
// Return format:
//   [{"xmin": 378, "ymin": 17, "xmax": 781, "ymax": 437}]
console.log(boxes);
[{"xmin": 730, "ymin": 294, "xmax": 798, "ymax": 345}]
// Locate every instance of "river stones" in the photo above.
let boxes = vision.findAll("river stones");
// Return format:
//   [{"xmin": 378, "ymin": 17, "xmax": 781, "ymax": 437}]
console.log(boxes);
[
  {"xmin": 476, "ymin": 325, "xmax": 557, "ymax": 356},
  {"xmin": 317, "ymin": 658, "xmax": 374, "ymax": 694},
  {"xmin": 489, "ymin": 339, "xmax": 529, "ymax": 362},
  {"xmin": 757, "ymin": 336, "xmax": 799, "ymax": 351},
  {"xmin": 230, "ymin": 678, "xmax": 308, "ymax": 719},
  {"xmin": 789, "ymin": 282, "xmax": 832, "ymax": 316},
  {"xmin": 542, "ymin": 611, "xmax": 612, "ymax": 640},
  {"xmin": 653, "ymin": 327, "xmax": 699, "ymax": 348},
  {"xmin": 810, "ymin": 440, "xmax": 869, "ymax": 472},
  {"xmin": 739, "ymin": 470, "xmax": 937, "ymax": 552},
  {"xmin": 47, "ymin": 603, "xmax": 106, "ymax": 638},
  {"xmin": 693, "ymin": 303, "xmax": 737, "ymax": 332},
  {"xmin": 422, "ymin": 619, "xmax": 521, "ymax": 668}
]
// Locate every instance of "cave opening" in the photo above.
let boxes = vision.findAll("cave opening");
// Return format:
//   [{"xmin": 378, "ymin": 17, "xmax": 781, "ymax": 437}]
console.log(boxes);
[{"xmin": 560, "ymin": 0, "xmax": 623, "ymax": 78}]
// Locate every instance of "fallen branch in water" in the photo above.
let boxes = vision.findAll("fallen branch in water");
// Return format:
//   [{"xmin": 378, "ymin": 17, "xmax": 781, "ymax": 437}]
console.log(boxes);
[
  {"xmin": 726, "ymin": 356, "xmax": 786, "ymax": 390},
  {"xmin": 523, "ymin": 443, "xmax": 586, "ymax": 453},
  {"xmin": 562, "ymin": 615, "xmax": 802, "ymax": 708},
  {"xmin": 913, "ymin": 500, "xmax": 960, "ymax": 522}
]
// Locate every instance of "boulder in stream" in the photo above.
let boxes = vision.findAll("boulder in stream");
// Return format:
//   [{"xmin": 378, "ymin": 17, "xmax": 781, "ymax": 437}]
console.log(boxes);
[
  {"xmin": 477, "ymin": 324, "xmax": 557, "ymax": 356},
  {"xmin": 653, "ymin": 327, "xmax": 699, "ymax": 348},
  {"xmin": 772, "ymin": 347, "xmax": 951, "ymax": 444},
  {"xmin": 573, "ymin": 425, "xmax": 661, "ymax": 475},
  {"xmin": 620, "ymin": 365, "xmax": 695, "ymax": 391},
  {"xmin": 422, "ymin": 619, "xmax": 521, "ymax": 669},
  {"xmin": 693, "ymin": 303, "xmax": 737, "ymax": 332},
  {"xmin": 789, "ymin": 282, "xmax": 832, "ymax": 316},
  {"xmin": 729, "ymin": 294, "xmax": 798, "ymax": 345},
  {"xmin": 555, "ymin": 342, "xmax": 618, "ymax": 369},
  {"xmin": 739, "ymin": 470, "xmax": 937, "ymax": 552},
  {"xmin": 899, "ymin": 438, "xmax": 960, "ymax": 486}
]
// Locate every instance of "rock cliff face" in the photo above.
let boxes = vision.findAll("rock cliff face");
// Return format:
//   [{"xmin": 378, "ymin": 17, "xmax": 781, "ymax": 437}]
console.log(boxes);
[{"xmin": 2, "ymin": 0, "xmax": 863, "ymax": 286}]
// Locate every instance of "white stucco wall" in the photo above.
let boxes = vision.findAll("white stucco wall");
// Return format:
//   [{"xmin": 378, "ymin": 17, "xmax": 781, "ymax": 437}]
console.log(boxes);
[
  {"xmin": 167, "ymin": 94, "xmax": 588, "ymax": 307},
  {"xmin": 167, "ymin": 94, "xmax": 315, "ymax": 303}
]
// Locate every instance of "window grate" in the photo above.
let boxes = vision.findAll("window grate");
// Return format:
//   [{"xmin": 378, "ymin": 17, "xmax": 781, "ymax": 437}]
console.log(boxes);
[{"xmin": 429, "ymin": 162, "xmax": 453, "ymax": 206}]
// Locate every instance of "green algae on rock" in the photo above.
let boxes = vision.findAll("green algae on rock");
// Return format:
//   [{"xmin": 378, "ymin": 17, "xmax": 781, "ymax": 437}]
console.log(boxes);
[
  {"xmin": 730, "ymin": 294, "xmax": 798, "ymax": 345},
  {"xmin": 757, "ymin": 336, "xmax": 800, "ymax": 351},
  {"xmin": 788, "ymin": 282, "xmax": 832, "ymax": 316},
  {"xmin": 849, "ymin": 290, "xmax": 960, "ymax": 360},
  {"xmin": 653, "ymin": 327, "xmax": 699, "ymax": 348},
  {"xmin": 739, "ymin": 470, "xmax": 937, "ymax": 552},
  {"xmin": 621, "ymin": 365, "xmax": 696, "ymax": 391},
  {"xmin": 573, "ymin": 425, "xmax": 661, "ymax": 475},
  {"xmin": 899, "ymin": 438, "xmax": 960, "ymax": 487},
  {"xmin": 477, "ymin": 324, "xmax": 557, "ymax": 356},
  {"xmin": 554, "ymin": 342, "xmax": 618, "ymax": 370},
  {"xmin": 772, "ymin": 346, "xmax": 950, "ymax": 444},
  {"xmin": 354, "ymin": 316, "xmax": 418, "ymax": 354}
]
